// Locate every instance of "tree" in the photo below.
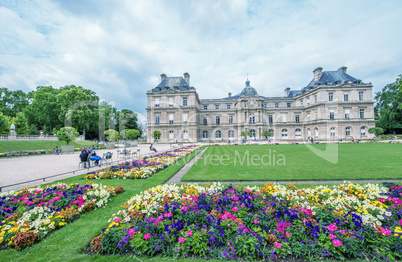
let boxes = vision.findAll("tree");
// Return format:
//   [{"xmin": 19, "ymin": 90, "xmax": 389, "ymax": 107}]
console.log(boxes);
[
  {"xmin": 13, "ymin": 112, "xmax": 29, "ymax": 134},
  {"xmin": 28, "ymin": 124, "xmax": 40, "ymax": 135},
  {"xmin": 261, "ymin": 130, "xmax": 272, "ymax": 139},
  {"xmin": 126, "ymin": 129, "xmax": 140, "ymax": 140},
  {"xmin": 57, "ymin": 85, "xmax": 99, "ymax": 139},
  {"xmin": 0, "ymin": 112, "xmax": 11, "ymax": 134},
  {"xmin": 374, "ymin": 75, "xmax": 402, "ymax": 134},
  {"xmin": 151, "ymin": 130, "xmax": 161, "ymax": 140},
  {"xmin": 117, "ymin": 109, "xmax": 140, "ymax": 134},
  {"xmin": 240, "ymin": 130, "xmax": 251, "ymax": 140},
  {"xmin": 104, "ymin": 129, "xmax": 119, "ymax": 141},
  {"xmin": 368, "ymin": 127, "xmax": 384, "ymax": 136},
  {"xmin": 0, "ymin": 88, "xmax": 32, "ymax": 117},
  {"xmin": 57, "ymin": 127, "xmax": 79, "ymax": 145}
]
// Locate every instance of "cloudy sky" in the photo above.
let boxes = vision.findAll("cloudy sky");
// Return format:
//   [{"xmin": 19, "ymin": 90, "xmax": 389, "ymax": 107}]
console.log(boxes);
[{"xmin": 1, "ymin": 0, "xmax": 401, "ymax": 120}]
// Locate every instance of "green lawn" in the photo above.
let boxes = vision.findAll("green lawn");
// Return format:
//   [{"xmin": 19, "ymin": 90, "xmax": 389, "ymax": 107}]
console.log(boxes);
[
  {"xmin": 0, "ymin": 140, "xmax": 102, "ymax": 153},
  {"xmin": 182, "ymin": 143, "xmax": 402, "ymax": 181}
]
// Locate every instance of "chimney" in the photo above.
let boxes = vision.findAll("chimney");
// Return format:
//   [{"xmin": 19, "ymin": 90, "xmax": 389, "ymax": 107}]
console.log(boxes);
[
  {"xmin": 284, "ymin": 87, "xmax": 290, "ymax": 97},
  {"xmin": 228, "ymin": 92, "xmax": 232, "ymax": 97},
  {"xmin": 337, "ymin": 66, "xmax": 347, "ymax": 73},
  {"xmin": 313, "ymin": 67, "xmax": 323, "ymax": 82},
  {"xmin": 183, "ymin": 72, "xmax": 190, "ymax": 86},
  {"xmin": 160, "ymin": 74, "xmax": 167, "ymax": 82}
]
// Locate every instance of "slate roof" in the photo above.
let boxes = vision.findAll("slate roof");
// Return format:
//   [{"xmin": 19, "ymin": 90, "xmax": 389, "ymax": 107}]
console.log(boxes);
[
  {"xmin": 223, "ymin": 79, "xmax": 263, "ymax": 99},
  {"xmin": 303, "ymin": 71, "xmax": 362, "ymax": 91},
  {"xmin": 152, "ymin": 77, "xmax": 194, "ymax": 91}
]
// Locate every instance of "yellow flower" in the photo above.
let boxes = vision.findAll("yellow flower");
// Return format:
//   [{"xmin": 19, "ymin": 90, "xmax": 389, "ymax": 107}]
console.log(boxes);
[
  {"xmin": 395, "ymin": 227, "xmax": 402, "ymax": 233},
  {"xmin": 0, "ymin": 237, "xmax": 3, "ymax": 244}
]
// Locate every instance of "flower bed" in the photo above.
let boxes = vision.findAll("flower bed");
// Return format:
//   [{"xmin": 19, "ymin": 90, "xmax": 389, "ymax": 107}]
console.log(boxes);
[
  {"xmin": 84, "ymin": 145, "xmax": 200, "ymax": 180},
  {"xmin": 90, "ymin": 182, "xmax": 402, "ymax": 261},
  {"xmin": 0, "ymin": 150, "xmax": 52, "ymax": 158},
  {"xmin": 0, "ymin": 182, "xmax": 124, "ymax": 250}
]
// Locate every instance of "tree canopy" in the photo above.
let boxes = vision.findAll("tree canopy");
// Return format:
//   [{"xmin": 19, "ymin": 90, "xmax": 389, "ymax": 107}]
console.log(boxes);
[
  {"xmin": 375, "ymin": 75, "xmax": 402, "ymax": 134},
  {"xmin": 57, "ymin": 127, "xmax": 79, "ymax": 145}
]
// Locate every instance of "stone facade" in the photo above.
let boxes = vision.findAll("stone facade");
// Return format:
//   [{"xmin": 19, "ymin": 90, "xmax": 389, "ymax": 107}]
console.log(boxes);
[{"xmin": 146, "ymin": 68, "xmax": 375, "ymax": 142}]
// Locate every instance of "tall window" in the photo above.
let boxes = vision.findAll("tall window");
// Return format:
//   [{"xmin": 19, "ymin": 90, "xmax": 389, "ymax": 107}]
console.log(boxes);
[
  {"xmin": 268, "ymin": 129, "xmax": 274, "ymax": 137},
  {"xmin": 287, "ymin": 102, "xmax": 291, "ymax": 108},
  {"xmin": 315, "ymin": 111, "xmax": 318, "ymax": 120},
  {"xmin": 360, "ymin": 109, "xmax": 365, "ymax": 119},
  {"xmin": 307, "ymin": 113, "xmax": 310, "ymax": 121},
  {"xmin": 295, "ymin": 128, "xmax": 301, "ymax": 138},
  {"xmin": 203, "ymin": 117, "xmax": 207, "ymax": 125},
  {"xmin": 169, "ymin": 114, "xmax": 174, "ymax": 124},
  {"xmin": 264, "ymin": 103, "xmax": 267, "ymax": 108},
  {"xmin": 203, "ymin": 105, "xmax": 207, "ymax": 110},
  {"xmin": 359, "ymin": 92, "xmax": 364, "ymax": 101},
  {"xmin": 295, "ymin": 114, "xmax": 300, "ymax": 123},
  {"xmin": 345, "ymin": 127, "xmax": 351, "ymax": 137},
  {"xmin": 228, "ymin": 130, "xmax": 234, "ymax": 138},
  {"xmin": 329, "ymin": 93, "xmax": 333, "ymax": 102},
  {"xmin": 215, "ymin": 104, "xmax": 219, "ymax": 110},
  {"xmin": 249, "ymin": 114, "xmax": 255, "ymax": 123},
  {"xmin": 268, "ymin": 114, "xmax": 273, "ymax": 123},
  {"xmin": 169, "ymin": 130, "xmax": 174, "ymax": 139},
  {"xmin": 183, "ymin": 130, "xmax": 188, "ymax": 140},
  {"xmin": 361, "ymin": 126, "xmax": 367, "ymax": 136},
  {"xmin": 330, "ymin": 127, "xmax": 336, "ymax": 137},
  {"xmin": 182, "ymin": 113, "xmax": 188, "ymax": 123},
  {"xmin": 315, "ymin": 128, "xmax": 319, "ymax": 137},
  {"xmin": 202, "ymin": 130, "xmax": 208, "ymax": 139},
  {"xmin": 307, "ymin": 98, "xmax": 310, "ymax": 106},
  {"xmin": 275, "ymin": 103, "xmax": 279, "ymax": 108},
  {"xmin": 301, "ymin": 99, "xmax": 304, "ymax": 106},
  {"xmin": 155, "ymin": 98, "xmax": 160, "ymax": 107},
  {"xmin": 216, "ymin": 116, "xmax": 220, "ymax": 125},
  {"xmin": 330, "ymin": 111, "xmax": 335, "ymax": 120},
  {"xmin": 227, "ymin": 104, "xmax": 231, "ymax": 109},
  {"xmin": 250, "ymin": 129, "xmax": 256, "ymax": 138},
  {"xmin": 155, "ymin": 115, "xmax": 160, "ymax": 125},
  {"xmin": 183, "ymin": 97, "xmax": 188, "ymax": 106},
  {"xmin": 281, "ymin": 129, "xmax": 288, "ymax": 137},
  {"xmin": 345, "ymin": 110, "xmax": 350, "ymax": 119},
  {"xmin": 314, "ymin": 95, "xmax": 317, "ymax": 104},
  {"xmin": 282, "ymin": 115, "xmax": 286, "ymax": 122},
  {"xmin": 229, "ymin": 115, "xmax": 233, "ymax": 124},
  {"xmin": 307, "ymin": 128, "xmax": 311, "ymax": 137},
  {"xmin": 169, "ymin": 97, "xmax": 173, "ymax": 106},
  {"xmin": 344, "ymin": 93, "xmax": 349, "ymax": 102},
  {"xmin": 215, "ymin": 130, "xmax": 221, "ymax": 138}
]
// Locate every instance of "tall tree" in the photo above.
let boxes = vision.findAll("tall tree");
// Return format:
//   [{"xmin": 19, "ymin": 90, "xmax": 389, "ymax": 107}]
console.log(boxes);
[
  {"xmin": 13, "ymin": 112, "xmax": 29, "ymax": 135},
  {"xmin": 375, "ymin": 75, "xmax": 402, "ymax": 134},
  {"xmin": 0, "ymin": 112, "xmax": 11, "ymax": 134},
  {"xmin": 25, "ymin": 86, "xmax": 62, "ymax": 134},
  {"xmin": 117, "ymin": 109, "xmax": 140, "ymax": 134},
  {"xmin": 57, "ymin": 127, "xmax": 79, "ymax": 145},
  {"xmin": 0, "ymin": 88, "xmax": 31, "ymax": 117},
  {"xmin": 57, "ymin": 85, "xmax": 99, "ymax": 139}
]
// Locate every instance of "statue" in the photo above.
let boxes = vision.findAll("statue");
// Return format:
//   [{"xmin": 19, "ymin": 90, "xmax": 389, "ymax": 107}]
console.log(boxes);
[{"xmin": 9, "ymin": 123, "xmax": 16, "ymax": 135}]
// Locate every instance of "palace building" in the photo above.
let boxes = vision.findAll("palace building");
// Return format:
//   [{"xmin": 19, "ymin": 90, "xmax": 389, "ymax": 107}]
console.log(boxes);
[{"xmin": 146, "ymin": 67, "xmax": 375, "ymax": 142}]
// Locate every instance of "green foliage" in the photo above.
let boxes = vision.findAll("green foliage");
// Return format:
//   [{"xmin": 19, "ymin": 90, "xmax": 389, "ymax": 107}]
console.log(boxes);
[
  {"xmin": 28, "ymin": 124, "xmax": 40, "ymax": 135},
  {"xmin": 126, "ymin": 129, "xmax": 140, "ymax": 140},
  {"xmin": 104, "ymin": 129, "xmax": 119, "ymax": 141},
  {"xmin": 375, "ymin": 74, "xmax": 402, "ymax": 133},
  {"xmin": 0, "ymin": 112, "xmax": 11, "ymax": 134},
  {"xmin": 240, "ymin": 130, "xmax": 251, "ymax": 138},
  {"xmin": 261, "ymin": 130, "xmax": 272, "ymax": 138},
  {"xmin": 13, "ymin": 112, "xmax": 29, "ymax": 135},
  {"xmin": 152, "ymin": 130, "xmax": 161, "ymax": 139},
  {"xmin": 117, "ymin": 109, "xmax": 139, "ymax": 133},
  {"xmin": 0, "ymin": 88, "xmax": 32, "ymax": 117},
  {"xmin": 57, "ymin": 127, "xmax": 79, "ymax": 145},
  {"xmin": 368, "ymin": 127, "xmax": 384, "ymax": 136}
]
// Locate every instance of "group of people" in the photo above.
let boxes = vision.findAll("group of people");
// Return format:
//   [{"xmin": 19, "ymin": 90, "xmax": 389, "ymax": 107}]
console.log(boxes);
[{"xmin": 79, "ymin": 148, "xmax": 102, "ymax": 168}]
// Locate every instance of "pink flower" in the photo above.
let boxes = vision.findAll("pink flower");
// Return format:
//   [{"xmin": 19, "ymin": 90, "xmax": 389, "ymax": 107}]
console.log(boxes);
[
  {"xmin": 178, "ymin": 237, "xmax": 185, "ymax": 243},
  {"xmin": 378, "ymin": 198, "xmax": 385, "ymax": 203},
  {"xmin": 240, "ymin": 204, "xmax": 245, "ymax": 207},
  {"xmin": 274, "ymin": 242, "xmax": 281, "ymax": 249},
  {"xmin": 327, "ymin": 224, "xmax": 338, "ymax": 232},
  {"xmin": 399, "ymin": 219, "xmax": 402, "ymax": 226},
  {"xmin": 339, "ymin": 230, "xmax": 346, "ymax": 234},
  {"xmin": 333, "ymin": 239, "xmax": 343, "ymax": 247},
  {"xmin": 114, "ymin": 217, "xmax": 122, "ymax": 223},
  {"xmin": 128, "ymin": 228, "xmax": 136, "ymax": 236},
  {"xmin": 381, "ymin": 228, "xmax": 391, "ymax": 236},
  {"xmin": 186, "ymin": 230, "xmax": 193, "ymax": 236},
  {"xmin": 248, "ymin": 196, "xmax": 252, "ymax": 200},
  {"xmin": 329, "ymin": 233, "xmax": 336, "ymax": 239},
  {"xmin": 165, "ymin": 213, "xmax": 172, "ymax": 218},
  {"xmin": 286, "ymin": 232, "xmax": 290, "ymax": 238},
  {"xmin": 144, "ymin": 233, "xmax": 151, "ymax": 240},
  {"xmin": 235, "ymin": 185, "xmax": 238, "ymax": 188},
  {"xmin": 254, "ymin": 219, "xmax": 259, "ymax": 224},
  {"xmin": 232, "ymin": 207, "xmax": 238, "ymax": 212}
]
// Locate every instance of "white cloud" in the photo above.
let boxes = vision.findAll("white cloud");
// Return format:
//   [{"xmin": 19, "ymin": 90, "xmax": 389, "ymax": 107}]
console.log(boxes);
[{"xmin": 0, "ymin": 0, "xmax": 401, "ymax": 115}]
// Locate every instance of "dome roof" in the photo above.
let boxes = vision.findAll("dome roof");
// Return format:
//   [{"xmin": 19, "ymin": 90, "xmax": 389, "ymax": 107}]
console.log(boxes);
[{"xmin": 240, "ymin": 79, "xmax": 258, "ymax": 96}]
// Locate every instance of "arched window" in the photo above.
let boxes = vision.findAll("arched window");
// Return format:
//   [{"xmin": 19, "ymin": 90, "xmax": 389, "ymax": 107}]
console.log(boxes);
[
  {"xmin": 183, "ymin": 130, "xmax": 188, "ymax": 140},
  {"xmin": 330, "ymin": 127, "xmax": 336, "ymax": 137},
  {"xmin": 314, "ymin": 127, "xmax": 319, "ymax": 137},
  {"xmin": 345, "ymin": 127, "xmax": 351, "ymax": 137},
  {"xmin": 361, "ymin": 126, "xmax": 367, "ymax": 136},
  {"xmin": 215, "ymin": 130, "xmax": 221, "ymax": 138},
  {"xmin": 295, "ymin": 128, "xmax": 301, "ymax": 138},
  {"xmin": 268, "ymin": 129, "xmax": 274, "ymax": 137},
  {"xmin": 202, "ymin": 130, "xmax": 208, "ymax": 139},
  {"xmin": 307, "ymin": 128, "xmax": 311, "ymax": 137},
  {"xmin": 169, "ymin": 130, "xmax": 174, "ymax": 140},
  {"xmin": 282, "ymin": 129, "xmax": 288, "ymax": 137},
  {"xmin": 228, "ymin": 130, "xmax": 234, "ymax": 138},
  {"xmin": 249, "ymin": 113, "xmax": 255, "ymax": 123},
  {"xmin": 250, "ymin": 129, "xmax": 256, "ymax": 138}
]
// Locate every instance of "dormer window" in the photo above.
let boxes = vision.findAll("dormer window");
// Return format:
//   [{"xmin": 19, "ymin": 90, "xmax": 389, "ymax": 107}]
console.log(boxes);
[{"xmin": 326, "ymin": 81, "xmax": 332, "ymax": 85}]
